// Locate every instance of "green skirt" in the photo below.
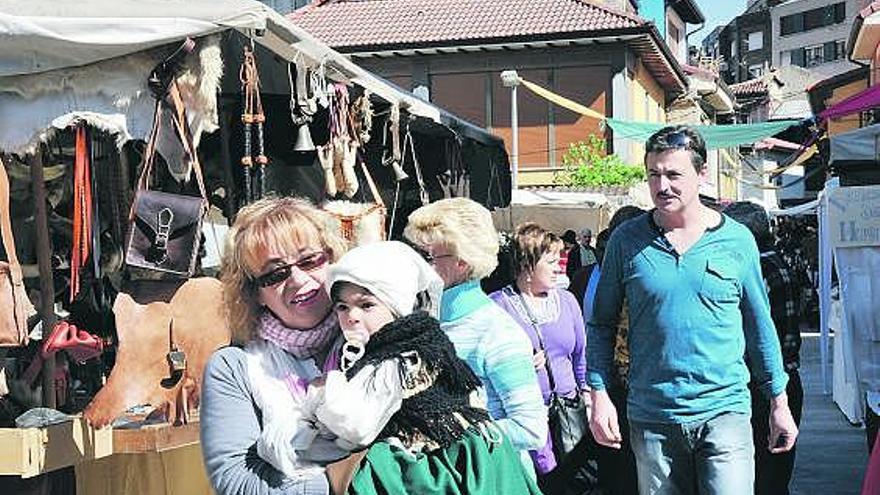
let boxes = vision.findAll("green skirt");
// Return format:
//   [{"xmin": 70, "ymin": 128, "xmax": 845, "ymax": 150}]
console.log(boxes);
[{"xmin": 349, "ymin": 427, "xmax": 542, "ymax": 495}]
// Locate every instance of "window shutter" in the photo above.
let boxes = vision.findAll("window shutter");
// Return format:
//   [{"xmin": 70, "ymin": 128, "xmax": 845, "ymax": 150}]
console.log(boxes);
[
  {"xmin": 791, "ymin": 48, "xmax": 806, "ymax": 67},
  {"xmin": 824, "ymin": 42, "xmax": 836, "ymax": 63}
]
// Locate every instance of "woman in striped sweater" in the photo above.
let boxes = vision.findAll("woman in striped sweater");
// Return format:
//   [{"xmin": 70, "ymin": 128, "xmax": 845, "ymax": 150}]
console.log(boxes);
[{"xmin": 404, "ymin": 197, "xmax": 547, "ymax": 477}]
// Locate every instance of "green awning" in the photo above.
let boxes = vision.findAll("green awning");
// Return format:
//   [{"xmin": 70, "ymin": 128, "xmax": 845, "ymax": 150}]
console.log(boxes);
[{"xmin": 604, "ymin": 119, "xmax": 801, "ymax": 149}]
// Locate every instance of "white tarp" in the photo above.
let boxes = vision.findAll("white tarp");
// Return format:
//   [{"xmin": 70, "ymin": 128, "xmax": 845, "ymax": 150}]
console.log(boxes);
[
  {"xmin": 830, "ymin": 123, "xmax": 880, "ymax": 164},
  {"xmin": 0, "ymin": 0, "xmax": 265, "ymax": 77},
  {"xmin": 0, "ymin": 0, "xmax": 440, "ymax": 153},
  {"xmin": 769, "ymin": 198, "xmax": 819, "ymax": 217}
]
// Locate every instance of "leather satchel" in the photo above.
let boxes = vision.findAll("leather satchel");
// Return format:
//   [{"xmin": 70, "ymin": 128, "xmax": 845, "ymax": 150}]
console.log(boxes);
[
  {"xmin": 0, "ymin": 157, "xmax": 34, "ymax": 346},
  {"xmin": 126, "ymin": 80, "xmax": 208, "ymax": 277}
]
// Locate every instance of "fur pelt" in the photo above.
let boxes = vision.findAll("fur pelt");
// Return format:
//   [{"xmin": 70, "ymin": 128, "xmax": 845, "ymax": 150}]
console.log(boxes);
[{"xmin": 5, "ymin": 36, "xmax": 223, "ymax": 182}]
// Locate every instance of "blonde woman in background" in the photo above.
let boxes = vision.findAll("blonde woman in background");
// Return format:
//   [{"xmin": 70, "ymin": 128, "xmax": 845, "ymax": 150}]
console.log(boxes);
[{"xmin": 404, "ymin": 198, "xmax": 547, "ymax": 477}]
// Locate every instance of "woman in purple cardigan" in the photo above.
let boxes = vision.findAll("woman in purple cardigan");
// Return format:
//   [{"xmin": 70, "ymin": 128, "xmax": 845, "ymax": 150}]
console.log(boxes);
[{"xmin": 489, "ymin": 223, "xmax": 592, "ymax": 493}]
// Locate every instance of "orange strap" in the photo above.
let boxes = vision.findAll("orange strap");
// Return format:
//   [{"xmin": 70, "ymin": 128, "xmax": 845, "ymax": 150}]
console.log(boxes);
[{"xmin": 71, "ymin": 124, "xmax": 92, "ymax": 302}]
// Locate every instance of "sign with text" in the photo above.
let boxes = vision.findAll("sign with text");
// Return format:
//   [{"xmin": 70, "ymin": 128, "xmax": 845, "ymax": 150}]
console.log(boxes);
[{"xmin": 828, "ymin": 185, "xmax": 880, "ymax": 248}]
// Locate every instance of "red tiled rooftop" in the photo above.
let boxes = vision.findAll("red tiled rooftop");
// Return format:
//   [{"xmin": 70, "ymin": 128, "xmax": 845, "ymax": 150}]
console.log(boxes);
[
  {"xmin": 730, "ymin": 78, "xmax": 768, "ymax": 96},
  {"xmin": 291, "ymin": 0, "xmax": 643, "ymax": 50}
]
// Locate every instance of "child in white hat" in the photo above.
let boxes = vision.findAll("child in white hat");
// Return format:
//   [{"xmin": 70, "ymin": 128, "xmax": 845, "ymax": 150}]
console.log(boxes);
[{"xmin": 306, "ymin": 240, "xmax": 541, "ymax": 494}]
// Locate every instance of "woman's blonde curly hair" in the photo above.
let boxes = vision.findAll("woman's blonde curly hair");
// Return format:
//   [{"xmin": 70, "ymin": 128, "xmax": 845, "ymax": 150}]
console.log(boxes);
[
  {"xmin": 220, "ymin": 197, "xmax": 346, "ymax": 344},
  {"xmin": 403, "ymin": 197, "xmax": 499, "ymax": 280}
]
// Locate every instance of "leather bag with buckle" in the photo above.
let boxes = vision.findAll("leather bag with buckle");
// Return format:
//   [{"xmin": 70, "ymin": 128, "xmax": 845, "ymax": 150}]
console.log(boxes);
[
  {"xmin": 126, "ymin": 77, "xmax": 209, "ymax": 278},
  {"xmin": 0, "ymin": 157, "xmax": 35, "ymax": 346}
]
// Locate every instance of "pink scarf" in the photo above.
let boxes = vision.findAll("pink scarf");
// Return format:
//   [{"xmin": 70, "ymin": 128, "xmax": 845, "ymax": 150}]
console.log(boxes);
[{"xmin": 258, "ymin": 310, "xmax": 339, "ymax": 359}]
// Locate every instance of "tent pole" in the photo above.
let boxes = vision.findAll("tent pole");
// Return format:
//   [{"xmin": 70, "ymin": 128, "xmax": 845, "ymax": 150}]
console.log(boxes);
[{"xmin": 29, "ymin": 147, "xmax": 57, "ymax": 409}]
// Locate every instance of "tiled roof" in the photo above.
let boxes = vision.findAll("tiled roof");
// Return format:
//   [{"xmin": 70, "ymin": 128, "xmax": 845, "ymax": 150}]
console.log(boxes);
[
  {"xmin": 730, "ymin": 78, "xmax": 767, "ymax": 96},
  {"xmin": 291, "ymin": 0, "xmax": 643, "ymax": 50}
]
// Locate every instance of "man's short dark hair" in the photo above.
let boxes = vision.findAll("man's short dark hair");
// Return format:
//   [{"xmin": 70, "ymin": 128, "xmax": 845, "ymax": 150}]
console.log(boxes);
[{"xmin": 644, "ymin": 125, "xmax": 708, "ymax": 173}]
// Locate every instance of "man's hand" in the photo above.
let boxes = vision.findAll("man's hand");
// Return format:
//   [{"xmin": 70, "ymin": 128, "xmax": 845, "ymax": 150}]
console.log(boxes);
[
  {"xmin": 589, "ymin": 389, "xmax": 622, "ymax": 449},
  {"xmin": 768, "ymin": 392, "xmax": 798, "ymax": 453}
]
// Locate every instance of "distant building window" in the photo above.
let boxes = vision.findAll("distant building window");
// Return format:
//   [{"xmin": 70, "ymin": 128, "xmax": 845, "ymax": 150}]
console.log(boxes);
[
  {"xmin": 668, "ymin": 21, "xmax": 681, "ymax": 59},
  {"xmin": 780, "ymin": 2, "xmax": 845, "ymax": 36},
  {"xmin": 748, "ymin": 64, "xmax": 764, "ymax": 78},
  {"xmin": 748, "ymin": 31, "xmax": 763, "ymax": 52},
  {"xmin": 789, "ymin": 40, "xmax": 847, "ymax": 67}
]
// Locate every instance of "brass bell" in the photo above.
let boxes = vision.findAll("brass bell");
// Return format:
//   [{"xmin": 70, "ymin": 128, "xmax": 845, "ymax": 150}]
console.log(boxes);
[
  {"xmin": 390, "ymin": 159, "xmax": 408, "ymax": 182},
  {"xmin": 293, "ymin": 124, "xmax": 315, "ymax": 152}
]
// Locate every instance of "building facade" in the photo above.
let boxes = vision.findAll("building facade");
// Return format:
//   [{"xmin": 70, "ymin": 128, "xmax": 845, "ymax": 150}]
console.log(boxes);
[
  {"xmin": 719, "ymin": 7, "xmax": 775, "ymax": 83},
  {"xmin": 771, "ymin": 0, "xmax": 867, "ymax": 78},
  {"xmin": 292, "ymin": 0, "xmax": 689, "ymax": 186}
]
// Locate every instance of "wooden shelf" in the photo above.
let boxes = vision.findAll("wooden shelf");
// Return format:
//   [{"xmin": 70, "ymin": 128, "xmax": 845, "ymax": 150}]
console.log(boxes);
[
  {"xmin": 0, "ymin": 417, "xmax": 113, "ymax": 478},
  {"xmin": 112, "ymin": 421, "xmax": 200, "ymax": 454}
]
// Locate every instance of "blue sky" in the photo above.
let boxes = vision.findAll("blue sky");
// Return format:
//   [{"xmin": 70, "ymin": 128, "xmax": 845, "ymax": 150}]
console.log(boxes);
[{"xmin": 692, "ymin": 0, "xmax": 746, "ymax": 45}]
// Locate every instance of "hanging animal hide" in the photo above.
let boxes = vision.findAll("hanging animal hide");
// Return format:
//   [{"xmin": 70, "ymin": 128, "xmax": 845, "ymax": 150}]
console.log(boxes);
[
  {"xmin": 82, "ymin": 277, "xmax": 230, "ymax": 428},
  {"xmin": 0, "ymin": 35, "xmax": 223, "ymax": 184}
]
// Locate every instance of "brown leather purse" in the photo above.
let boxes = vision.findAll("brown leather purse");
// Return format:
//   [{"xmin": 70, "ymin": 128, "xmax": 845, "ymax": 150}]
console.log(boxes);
[
  {"xmin": 0, "ymin": 157, "xmax": 34, "ymax": 346},
  {"xmin": 125, "ymin": 81, "xmax": 208, "ymax": 278}
]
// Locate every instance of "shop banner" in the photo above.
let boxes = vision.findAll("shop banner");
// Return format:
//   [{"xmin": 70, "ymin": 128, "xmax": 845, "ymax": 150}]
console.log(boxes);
[{"xmin": 828, "ymin": 185, "xmax": 880, "ymax": 248}]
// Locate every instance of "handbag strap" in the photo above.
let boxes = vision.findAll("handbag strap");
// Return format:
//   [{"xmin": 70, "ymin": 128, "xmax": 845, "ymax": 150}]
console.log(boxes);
[
  {"xmin": 516, "ymin": 290, "xmax": 559, "ymax": 394},
  {"xmin": 132, "ymin": 79, "xmax": 209, "ymax": 220}
]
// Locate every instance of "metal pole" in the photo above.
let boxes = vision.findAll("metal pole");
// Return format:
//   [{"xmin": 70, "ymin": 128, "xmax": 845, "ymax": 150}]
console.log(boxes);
[
  {"xmin": 30, "ymin": 148, "xmax": 57, "ymax": 409},
  {"xmin": 511, "ymin": 83, "xmax": 519, "ymax": 190},
  {"xmin": 501, "ymin": 70, "xmax": 520, "ymax": 191}
]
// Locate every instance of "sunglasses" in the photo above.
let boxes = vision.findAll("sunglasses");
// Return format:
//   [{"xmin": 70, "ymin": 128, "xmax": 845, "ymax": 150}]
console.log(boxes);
[
  {"xmin": 253, "ymin": 251, "xmax": 329, "ymax": 288},
  {"xmin": 666, "ymin": 131, "xmax": 707, "ymax": 162}
]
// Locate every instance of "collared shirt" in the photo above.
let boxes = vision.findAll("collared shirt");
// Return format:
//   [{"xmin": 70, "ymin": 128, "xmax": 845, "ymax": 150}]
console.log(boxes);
[{"xmin": 587, "ymin": 212, "xmax": 788, "ymax": 424}]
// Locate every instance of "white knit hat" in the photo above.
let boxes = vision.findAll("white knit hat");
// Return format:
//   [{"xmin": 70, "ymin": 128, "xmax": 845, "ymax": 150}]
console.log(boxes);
[{"xmin": 326, "ymin": 241, "xmax": 444, "ymax": 319}]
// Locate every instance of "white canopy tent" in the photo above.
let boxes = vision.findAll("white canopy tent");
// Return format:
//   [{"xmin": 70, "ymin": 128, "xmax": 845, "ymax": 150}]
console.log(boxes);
[
  {"xmin": 0, "ymin": 0, "xmax": 441, "ymax": 154},
  {"xmin": 492, "ymin": 189, "xmax": 610, "ymax": 235}
]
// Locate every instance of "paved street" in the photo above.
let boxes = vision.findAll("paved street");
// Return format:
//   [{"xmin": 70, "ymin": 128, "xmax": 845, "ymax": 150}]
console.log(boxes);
[{"xmin": 791, "ymin": 334, "xmax": 869, "ymax": 495}]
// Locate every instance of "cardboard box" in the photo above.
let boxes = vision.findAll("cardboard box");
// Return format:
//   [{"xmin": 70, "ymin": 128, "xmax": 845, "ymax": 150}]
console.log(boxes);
[{"xmin": 0, "ymin": 417, "xmax": 113, "ymax": 478}]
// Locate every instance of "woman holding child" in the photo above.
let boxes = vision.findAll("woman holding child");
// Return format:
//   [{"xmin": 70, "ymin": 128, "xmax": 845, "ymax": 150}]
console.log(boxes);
[
  {"xmin": 201, "ymin": 197, "xmax": 351, "ymax": 494},
  {"xmin": 201, "ymin": 197, "xmax": 539, "ymax": 495}
]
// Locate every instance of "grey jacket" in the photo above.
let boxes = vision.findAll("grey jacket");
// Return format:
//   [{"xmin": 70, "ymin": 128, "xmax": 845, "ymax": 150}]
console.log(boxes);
[{"xmin": 200, "ymin": 347, "xmax": 330, "ymax": 495}]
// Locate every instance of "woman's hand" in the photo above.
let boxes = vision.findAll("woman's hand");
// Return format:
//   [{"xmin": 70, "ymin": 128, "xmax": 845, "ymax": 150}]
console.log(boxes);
[{"xmin": 532, "ymin": 350, "xmax": 546, "ymax": 370}]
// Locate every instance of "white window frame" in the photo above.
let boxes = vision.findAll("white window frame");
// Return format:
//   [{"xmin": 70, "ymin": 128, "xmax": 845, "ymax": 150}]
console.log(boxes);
[{"xmin": 747, "ymin": 31, "xmax": 763, "ymax": 52}]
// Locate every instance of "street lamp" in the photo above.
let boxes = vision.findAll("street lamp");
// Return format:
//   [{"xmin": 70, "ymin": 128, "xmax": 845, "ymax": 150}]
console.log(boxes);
[{"xmin": 501, "ymin": 70, "xmax": 520, "ymax": 190}]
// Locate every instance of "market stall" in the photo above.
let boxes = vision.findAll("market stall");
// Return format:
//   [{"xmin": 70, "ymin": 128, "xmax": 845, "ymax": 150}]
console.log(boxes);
[{"xmin": 0, "ymin": 1, "xmax": 510, "ymax": 493}]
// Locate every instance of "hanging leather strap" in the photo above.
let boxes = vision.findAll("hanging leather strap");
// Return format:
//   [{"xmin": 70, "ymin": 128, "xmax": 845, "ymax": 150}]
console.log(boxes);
[
  {"xmin": 0, "ymin": 156, "xmax": 30, "ymax": 344},
  {"xmin": 71, "ymin": 124, "xmax": 93, "ymax": 302},
  {"xmin": 240, "ymin": 45, "xmax": 267, "ymax": 202},
  {"xmin": 403, "ymin": 128, "xmax": 429, "ymax": 206}
]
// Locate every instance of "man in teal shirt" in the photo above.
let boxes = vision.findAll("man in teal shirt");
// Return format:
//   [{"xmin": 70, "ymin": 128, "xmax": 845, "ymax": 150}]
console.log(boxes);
[{"xmin": 586, "ymin": 126, "xmax": 798, "ymax": 495}]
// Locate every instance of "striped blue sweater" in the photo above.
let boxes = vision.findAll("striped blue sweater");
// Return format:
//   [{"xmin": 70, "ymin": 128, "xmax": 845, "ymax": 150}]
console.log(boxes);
[{"xmin": 440, "ymin": 280, "xmax": 547, "ymax": 470}]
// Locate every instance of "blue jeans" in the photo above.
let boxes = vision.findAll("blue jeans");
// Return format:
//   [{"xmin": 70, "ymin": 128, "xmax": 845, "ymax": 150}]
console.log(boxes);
[{"xmin": 629, "ymin": 412, "xmax": 754, "ymax": 495}]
